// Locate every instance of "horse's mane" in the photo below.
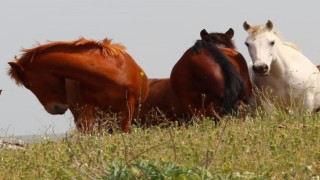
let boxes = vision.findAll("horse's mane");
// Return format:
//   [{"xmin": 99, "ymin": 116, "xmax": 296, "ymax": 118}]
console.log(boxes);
[
  {"xmin": 16, "ymin": 38, "xmax": 127, "ymax": 65},
  {"xmin": 283, "ymin": 42, "xmax": 301, "ymax": 51},
  {"xmin": 8, "ymin": 38, "xmax": 127, "ymax": 86},
  {"xmin": 191, "ymin": 40, "xmax": 244, "ymax": 113},
  {"xmin": 248, "ymin": 25, "xmax": 301, "ymax": 51}
]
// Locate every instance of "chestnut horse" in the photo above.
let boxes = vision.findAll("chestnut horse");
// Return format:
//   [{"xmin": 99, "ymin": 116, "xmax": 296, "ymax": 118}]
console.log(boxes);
[
  {"xmin": 170, "ymin": 29, "xmax": 252, "ymax": 122},
  {"xmin": 8, "ymin": 38, "xmax": 149, "ymax": 133}
]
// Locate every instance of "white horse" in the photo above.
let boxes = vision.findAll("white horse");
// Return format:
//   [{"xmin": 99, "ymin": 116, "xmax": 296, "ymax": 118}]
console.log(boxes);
[{"xmin": 243, "ymin": 20, "xmax": 320, "ymax": 112}]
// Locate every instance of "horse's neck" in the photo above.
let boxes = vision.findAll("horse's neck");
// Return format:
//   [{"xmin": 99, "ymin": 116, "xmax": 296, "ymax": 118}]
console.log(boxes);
[
  {"xmin": 270, "ymin": 42, "xmax": 319, "ymax": 85},
  {"xmin": 65, "ymin": 79, "xmax": 82, "ymax": 105},
  {"xmin": 271, "ymin": 43, "xmax": 308, "ymax": 75}
]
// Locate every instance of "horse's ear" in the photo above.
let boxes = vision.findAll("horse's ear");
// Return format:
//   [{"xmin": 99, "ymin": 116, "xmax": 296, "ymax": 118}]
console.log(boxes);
[
  {"xmin": 225, "ymin": 28, "xmax": 234, "ymax": 38},
  {"xmin": 8, "ymin": 62, "xmax": 24, "ymax": 73},
  {"xmin": 266, "ymin": 20, "xmax": 273, "ymax": 31},
  {"xmin": 243, "ymin": 21, "xmax": 251, "ymax": 31},
  {"xmin": 200, "ymin": 29, "xmax": 209, "ymax": 39}
]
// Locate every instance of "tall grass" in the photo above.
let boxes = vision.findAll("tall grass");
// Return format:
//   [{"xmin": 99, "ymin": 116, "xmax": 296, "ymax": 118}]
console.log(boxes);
[{"xmin": 1, "ymin": 107, "xmax": 320, "ymax": 179}]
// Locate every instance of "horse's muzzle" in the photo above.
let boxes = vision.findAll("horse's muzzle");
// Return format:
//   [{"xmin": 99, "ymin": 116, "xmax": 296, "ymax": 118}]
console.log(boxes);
[
  {"xmin": 252, "ymin": 64, "xmax": 269, "ymax": 76},
  {"xmin": 45, "ymin": 104, "xmax": 69, "ymax": 114}
]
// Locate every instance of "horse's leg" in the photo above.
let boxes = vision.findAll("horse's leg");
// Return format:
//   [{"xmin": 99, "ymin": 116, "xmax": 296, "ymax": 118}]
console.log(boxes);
[
  {"xmin": 71, "ymin": 106, "xmax": 96, "ymax": 133},
  {"xmin": 120, "ymin": 95, "xmax": 136, "ymax": 133},
  {"xmin": 66, "ymin": 79, "xmax": 97, "ymax": 133}
]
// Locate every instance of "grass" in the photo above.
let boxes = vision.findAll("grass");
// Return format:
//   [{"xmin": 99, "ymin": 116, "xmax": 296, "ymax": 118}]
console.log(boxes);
[{"xmin": 1, "ymin": 109, "xmax": 320, "ymax": 179}]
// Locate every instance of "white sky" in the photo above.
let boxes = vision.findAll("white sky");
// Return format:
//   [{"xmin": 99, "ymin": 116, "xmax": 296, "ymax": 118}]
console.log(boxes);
[{"xmin": 1, "ymin": 1, "xmax": 320, "ymax": 136}]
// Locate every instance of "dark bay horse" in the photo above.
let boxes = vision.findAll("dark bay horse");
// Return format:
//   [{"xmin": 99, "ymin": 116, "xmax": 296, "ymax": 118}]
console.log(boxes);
[
  {"xmin": 200, "ymin": 28, "xmax": 252, "ymax": 103},
  {"xmin": 8, "ymin": 38, "xmax": 149, "ymax": 133},
  {"xmin": 138, "ymin": 29, "xmax": 252, "ymax": 126},
  {"xmin": 170, "ymin": 29, "xmax": 252, "ymax": 122}
]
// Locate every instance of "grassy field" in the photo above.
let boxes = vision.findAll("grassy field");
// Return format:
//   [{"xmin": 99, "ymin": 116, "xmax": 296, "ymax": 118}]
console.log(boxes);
[{"xmin": 1, "ymin": 109, "xmax": 320, "ymax": 179}]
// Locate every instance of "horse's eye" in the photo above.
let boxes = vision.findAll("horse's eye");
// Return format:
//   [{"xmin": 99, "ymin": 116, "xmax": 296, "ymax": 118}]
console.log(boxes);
[
  {"xmin": 245, "ymin": 42, "xmax": 249, "ymax": 47},
  {"xmin": 270, "ymin": 41, "xmax": 275, "ymax": 46}
]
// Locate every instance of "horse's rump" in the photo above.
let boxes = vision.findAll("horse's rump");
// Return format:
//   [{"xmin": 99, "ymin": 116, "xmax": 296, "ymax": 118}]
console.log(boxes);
[{"xmin": 171, "ymin": 39, "xmax": 244, "ymax": 118}]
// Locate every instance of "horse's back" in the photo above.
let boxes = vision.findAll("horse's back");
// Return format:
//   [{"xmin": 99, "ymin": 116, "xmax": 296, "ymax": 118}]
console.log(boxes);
[{"xmin": 142, "ymin": 78, "xmax": 177, "ymax": 111}]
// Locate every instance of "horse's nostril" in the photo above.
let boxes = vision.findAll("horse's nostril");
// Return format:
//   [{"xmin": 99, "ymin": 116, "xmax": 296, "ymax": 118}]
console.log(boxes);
[
  {"xmin": 263, "ymin": 65, "xmax": 268, "ymax": 71},
  {"xmin": 252, "ymin": 65, "xmax": 258, "ymax": 71}
]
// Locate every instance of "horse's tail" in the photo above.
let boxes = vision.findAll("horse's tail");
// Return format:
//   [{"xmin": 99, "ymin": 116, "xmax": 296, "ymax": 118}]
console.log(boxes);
[{"xmin": 207, "ymin": 44, "xmax": 244, "ymax": 114}]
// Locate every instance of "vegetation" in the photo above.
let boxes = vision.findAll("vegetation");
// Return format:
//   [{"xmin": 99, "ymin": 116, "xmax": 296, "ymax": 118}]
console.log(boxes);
[{"xmin": 1, "ymin": 109, "xmax": 320, "ymax": 179}]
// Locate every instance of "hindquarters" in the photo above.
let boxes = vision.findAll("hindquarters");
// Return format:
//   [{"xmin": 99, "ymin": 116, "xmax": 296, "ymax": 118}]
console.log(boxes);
[{"xmin": 170, "ymin": 45, "xmax": 244, "ymax": 121}]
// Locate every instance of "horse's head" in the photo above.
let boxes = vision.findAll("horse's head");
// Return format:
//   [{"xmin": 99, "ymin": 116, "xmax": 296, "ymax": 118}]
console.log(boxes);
[
  {"xmin": 243, "ymin": 20, "xmax": 279, "ymax": 76},
  {"xmin": 8, "ymin": 62, "xmax": 69, "ymax": 114},
  {"xmin": 200, "ymin": 28, "xmax": 235, "ymax": 49}
]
